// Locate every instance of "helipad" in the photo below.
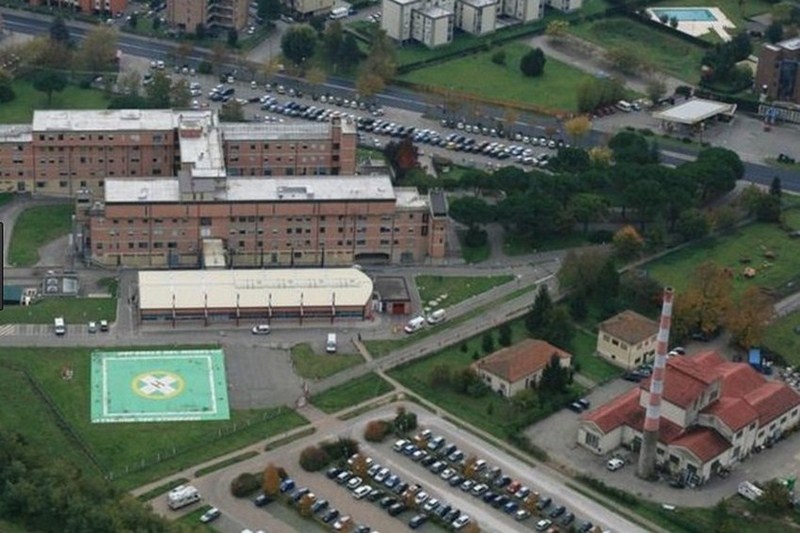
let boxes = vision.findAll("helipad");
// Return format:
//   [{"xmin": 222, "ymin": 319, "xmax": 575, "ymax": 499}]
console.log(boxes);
[{"xmin": 90, "ymin": 349, "xmax": 230, "ymax": 423}]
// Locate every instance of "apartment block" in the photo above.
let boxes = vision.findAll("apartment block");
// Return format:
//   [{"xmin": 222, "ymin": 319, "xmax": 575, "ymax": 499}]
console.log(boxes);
[
  {"xmin": 0, "ymin": 109, "xmax": 356, "ymax": 197},
  {"xmin": 29, "ymin": 0, "xmax": 127, "ymax": 16},
  {"xmin": 382, "ymin": 0, "xmax": 423, "ymax": 41},
  {"xmin": 167, "ymin": 0, "xmax": 248, "ymax": 33},
  {"xmin": 284, "ymin": 0, "xmax": 335, "ymax": 17},
  {"xmin": 455, "ymin": 0, "xmax": 496, "ymax": 36},
  {"xmin": 500, "ymin": 0, "xmax": 542, "ymax": 23},
  {"xmin": 411, "ymin": 6, "xmax": 453, "ymax": 48},
  {"xmin": 755, "ymin": 37, "xmax": 800, "ymax": 105},
  {"xmin": 86, "ymin": 176, "xmax": 448, "ymax": 267}
]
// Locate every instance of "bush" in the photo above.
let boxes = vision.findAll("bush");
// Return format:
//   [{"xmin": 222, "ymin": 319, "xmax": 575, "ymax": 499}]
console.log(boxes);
[
  {"xmin": 464, "ymin": 226, "xmax": 488, "ymax": 247},
  {"xmin": 0, "ymin": 84, "xmax": 15, "ymax": 103},
  {"xmin": 394, "ymin": 409, "xmax": 417, "ymax": 434},
  {"xmin": 364, "ymin": 419, "xmax": 392, "ymax": 442},
  {"xmin": 299, "ymin": 445, "xmax": 331, "ymax": 472},
  {"xmin": 587, "ymin": 230, "xmax": 614, "ymax": 243},
  {"xmin": 491, "ymin": 49, "xmax": 506, "ymax": 65},
  {"xmin": 319, "ymin": 437, "xmax": 359, "ymax": 463},
  {"xmin": 230, "ymin": 472, "xmax": 261, "ymax": 497}
]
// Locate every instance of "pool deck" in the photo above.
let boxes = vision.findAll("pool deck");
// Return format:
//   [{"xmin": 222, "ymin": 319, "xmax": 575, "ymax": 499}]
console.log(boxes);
[{"xmin": 647, "ymin": 7, "xmax": 736, "ymax": 41}]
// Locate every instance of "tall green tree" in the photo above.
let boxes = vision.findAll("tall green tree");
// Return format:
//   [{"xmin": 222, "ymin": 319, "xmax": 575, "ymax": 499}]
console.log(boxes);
[
  {"xmin": 49, "ymin": 16, "xmax": 70, "ymax": 45},
  {"xmin": 526, "ymin": 285, "xmax": 553, "ymax": 336},
  {"xmin": 145, "ymin": 70, "xmax": 172, "ymax": 107},
  {"xmin": 519, "ymin": 47, "xmax": 546, "ymax": 77},
  {"xmin": 32, "ymin": 70, "xmax": 67, "ymax": 105},
  {"xmin": 281, "ymin": 24, "xmax": 317, "ymax": 68}
]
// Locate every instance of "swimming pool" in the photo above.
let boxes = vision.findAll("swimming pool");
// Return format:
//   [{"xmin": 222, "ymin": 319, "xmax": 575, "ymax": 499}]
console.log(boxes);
[{"xmin": 650, "ymin": 7, "xmax": 718, "ymax": 21}]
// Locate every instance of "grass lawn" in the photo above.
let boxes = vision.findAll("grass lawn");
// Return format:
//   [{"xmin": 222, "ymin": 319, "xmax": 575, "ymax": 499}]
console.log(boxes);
[
  {"xmin": 8, "ymin": 203, "xmax": 74, "ymax": 266},
  {"xmin": 572, "ymin": 329, "xmax": 623, "ymax": 383},
  {"xmin": 645, "ymin": 215, "xmax": 800, "ymax": 299},
  {"xmin": 176, "ymin": 505, "xmax": 217, "ymax": 532},
  {"xmin": 0, "ymin": 80, "xmax": 109, "ymax": 124},
  {"xmin": 763, "ymin": 311, "xmax": 800, "ymax": 367},
  {"xmin": 399, "ymin": 42, "xmax": 593, "ymax": 112},
  {"xmin": 290, "ymin": 343, "xmax": 364, "ymax": 379},
  {"xmin": 0, "ymin": 347, "xmax": 309, "ymax": 491},
  {"xmin": 310, "ymin": 373, "xmax": 394, "ymax": 414},
  {"xmin": 415, "ymin": 274, "xmax": 514, "ymax": 308},
  {"xmin": 503, "ymin": 231, "xmax": 589, "ymax": 256},
  {"xmin": 0, "ymin": 192, "xmax": 13, "ymax": 207},
  {"xmin": 0, "ymin": 297, "xmax": 117, "ymax": 324},
  {"xmin": 569, "ymin": 17, "xmax": 706, "ymax": 83},
  {"xmin": 388, "ymin": 319, "xmax": 583, "ymax": 438}
]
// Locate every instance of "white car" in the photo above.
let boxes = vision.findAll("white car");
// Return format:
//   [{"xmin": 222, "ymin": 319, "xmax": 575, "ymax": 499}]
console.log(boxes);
[
  {"xmin": 251, "ymin": 324, "xmax": 270, "ymax": 335},
  {"xmin": 607, "ymin": 457, "xmax": 625, "ymax": 471},
  {"xmin": 414, "ymin": 491, "xmax": 429, "ymax": 505},
  {"xmin": 452, "ymin": 515, "xmax": 471, "ymax": 530},
  {"xmin": 353, "ymin": 484, "xmax": 372, "ymax": 499},
  {"xmin": 199, "ymin": 507, "xmax": 221, "ymax": 523},
  {"xmin": 346, "ymin": 476, "xmax": 362, "ymax": 489}
]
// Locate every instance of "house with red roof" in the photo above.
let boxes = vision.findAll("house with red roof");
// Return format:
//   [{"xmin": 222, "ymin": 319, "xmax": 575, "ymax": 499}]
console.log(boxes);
[
  {"xmin": 597, "ymin": 310, "xmax": 658, "ymax": 370},
  {"xmin": 578, "ymin": 351, "xmax": 800, "ymax": 483},
  {"xmin": 474, "ymin": 338, "xmax": 572, "ymax": 398}
]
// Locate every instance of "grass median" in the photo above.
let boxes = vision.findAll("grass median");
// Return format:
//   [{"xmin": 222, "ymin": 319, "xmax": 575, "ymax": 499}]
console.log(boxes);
[
  {"xmin": 290, "ymin": 343, "xmax": 364, "ymax": 379},
  {"xmin": 0, "ymin": 297, "xmax": 117, "ymax": 324},
  {"xmin": 310, "ymin": 373, "xmax": 394, "ymax": 414},
  {"xmin": 572, "ymin": 329, "xmax": 623, "ymax": 383},
  {"xmin": 415, "ymin": 274, "xmax": 514, "ymax": 308}
]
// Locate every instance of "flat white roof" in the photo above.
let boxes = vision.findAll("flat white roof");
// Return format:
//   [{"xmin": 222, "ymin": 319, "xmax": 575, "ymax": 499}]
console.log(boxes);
[
  {"xmin": 220, "ymin": 122, "xmax": 332, "ymax": 141},
  {"xmin": 178, "ymin": 114, "xmax": 227, "ymax": 178},
  {"xmin": 225, "ymin": 176, "xmax": 396, "ymax": 202},
  {"xmin": 652, "ymin": 98, "xmax": 736, "ymax": 125},
  {"xmin": 0, "ymin": 125, "xmax": 32, "ymax": 143},
  {"xmin": 34, "ymin": 109, "xmax": 171, "ymax": 132},
  {"xmin": 395, "ymin": 188, "xmax": 429, "ymax": 209},
  {"xmin": 778, "ymin": 37, "xmax": 800, "ymax": 51},
  {"xmin": 138, "ymin": 268, "xmax": 373, "ymax": 310},
  {"xmin": 417, "ymin": 6, "xmax": 452, "ymax": 17},
  {"xmin": 105, "ymin": 178, "xmax": 180, "ymax": 203}
]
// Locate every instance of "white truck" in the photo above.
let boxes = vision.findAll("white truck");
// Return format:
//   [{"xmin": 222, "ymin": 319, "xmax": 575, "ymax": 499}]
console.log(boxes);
[
  {"xmin": 737, "ymin": 481, "xmax": 763, "ymax": 502},
  {"xmin": 167, "ymin": 485, "xmax": 201, "ymax": 510}
]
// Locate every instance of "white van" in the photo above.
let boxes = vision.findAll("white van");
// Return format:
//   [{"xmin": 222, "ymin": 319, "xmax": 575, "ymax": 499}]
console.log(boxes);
[
  {"xmin": 326, "ymin": 333, "xmax": 337, "ymax": 353},
  {"xmin": 329, "ymin": 6, "xmax": 348, "ymax": 19},
  {"xmin": 616, "ymin": 100, "xmax": 633, "ymax": 112},
  {"xmin": 427, "ymin": 309, "xmax": 446, "ymax": 325},
  {"xmin": 404, "ymin": 316, "xmax": 426, "ymax": 334},
  {"xmin": 54, "ymin": 317, "xmax": 66, "ymax": 336},
  {"xmin": 167, "ymin": 485, "xmax": 201, "ymax": 510}
]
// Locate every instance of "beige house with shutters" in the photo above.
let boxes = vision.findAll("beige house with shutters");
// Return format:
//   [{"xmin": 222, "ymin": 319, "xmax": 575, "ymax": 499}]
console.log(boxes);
[{"xmin": 596, "ymin": 310, "xmax": 658, "ymax": 370}]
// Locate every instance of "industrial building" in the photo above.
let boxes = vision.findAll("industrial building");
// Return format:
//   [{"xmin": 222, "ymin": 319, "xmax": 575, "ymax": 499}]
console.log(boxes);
[
  {"xmin": 29, "ymin": 0, "xmax": 127, "ymax": 16},
  {"xmin": 137, "ymin": 267, "xmax": 374, "ymax": 323}
]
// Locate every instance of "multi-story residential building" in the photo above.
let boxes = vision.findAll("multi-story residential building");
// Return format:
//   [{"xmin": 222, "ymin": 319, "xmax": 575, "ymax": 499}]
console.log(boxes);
[
  {"xmin": 382, "ymin": 0, "xmax": 423, "ymax": 41},
  {"xmin": 545, "ymin": 0, "xmax": 580, "ymax": 12},
  {"xmin": 167, "ymin": 0, "xmax": 248, "ymax": 33},
  {"xmin": 411, "ymin": 6, "xmax": 453, "ymax": 48},
  {"xmin": 0, "ymin": 109, "xmax": 356, "ymax": 197},
  {"xmin": 755, "ymin": 37, "xmax": 800, "ymax": 104},
  {"xmin": 283, "ymin": 0, "xmax": 335, "ymax": 18},
  {"xmin": 579, "ymin": 351, "xmax": 800, "ymax": 484},
  {"xmin": 86, "ymin": 175, "xmax": 448, "ymax": 267},
  {"xmin": 499, "ymin": 0, "xmax": 541, "ymax": 23},
  {"xmin": 30, "ymin": 0, "xmax": 127, "ymax": 16},
  {"xmin": 455, "ymin": 0, "xmax": 496, "ymax": 36}
]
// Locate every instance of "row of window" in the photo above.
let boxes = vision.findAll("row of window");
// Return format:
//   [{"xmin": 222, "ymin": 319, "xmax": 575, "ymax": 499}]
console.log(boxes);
[{"xmin": 97, "ymin": 239, "xmax": 413, "ymax": 250}]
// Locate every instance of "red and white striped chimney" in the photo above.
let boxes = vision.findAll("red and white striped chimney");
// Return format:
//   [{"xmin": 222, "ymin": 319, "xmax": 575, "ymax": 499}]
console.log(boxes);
[{"xmin": 637, "ymin": 286, "xmax": 674, "ymax": 479}]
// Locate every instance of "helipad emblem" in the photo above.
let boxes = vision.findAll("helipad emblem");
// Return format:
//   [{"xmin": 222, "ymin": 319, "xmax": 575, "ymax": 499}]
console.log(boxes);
[{"xmin": 132, "ymin": 371, "xmax": 185, "ymax": 399}]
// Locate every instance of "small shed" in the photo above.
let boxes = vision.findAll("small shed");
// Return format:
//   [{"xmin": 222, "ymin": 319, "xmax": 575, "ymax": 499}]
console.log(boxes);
[
  {"xmin": 373, "ymin": 277, "xmax": 411, "ymax": 315},
  {"xmin": 3, "ymin": 285, "xmax": 24, "ymax": 305}
]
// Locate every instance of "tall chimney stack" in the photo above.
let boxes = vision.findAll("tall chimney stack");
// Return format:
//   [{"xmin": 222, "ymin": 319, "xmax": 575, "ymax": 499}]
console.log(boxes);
[{"xmin": 637, "ymin": 287, "xmax": 674, "ymax": 480}]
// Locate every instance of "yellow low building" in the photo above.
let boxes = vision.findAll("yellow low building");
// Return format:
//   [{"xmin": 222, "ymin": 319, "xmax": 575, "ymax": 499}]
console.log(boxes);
[{"xmin": 596, "ymin": 310, "xmax": 658, "ymax": 370}]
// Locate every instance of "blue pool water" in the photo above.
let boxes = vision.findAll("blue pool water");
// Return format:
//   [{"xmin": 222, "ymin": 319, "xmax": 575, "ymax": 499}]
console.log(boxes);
[{"xmin": 650, "ymin": 7, "xmax": 718, "ymax": 21}]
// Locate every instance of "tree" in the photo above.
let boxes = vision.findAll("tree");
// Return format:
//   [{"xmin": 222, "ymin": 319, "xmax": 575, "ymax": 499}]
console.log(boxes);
[
  {"xmin": 32, "ymin": 70, "xmax": 67, "ymax": 105},
  {"xmin": 299, "ymin": 445, "xmax": 330, "ymax": 471},
  {"xmin": 646, "ymin": 78, "xmax": 667, "ymax": 104},
  {"xmin": 542, "ymin": 305, "xmax": 575, "ymax": 349},
  {"xmin": 49, "ymin": 16, "xmax": 70, "ymax": 45},
  {"xmin": 498, "ymin": 323, "xmax": 512, "ymax": 347},
  {"xmin": 77, "ymin": 26, "xmax": 119, "ymax": 74},
  {"xmin": 726, "ymin": 286, "xmax": 773, "ymax": 349},
  {"xmin": 219, "ymin": 100, "xmax": 246, "ymax": 122},
  {"xmin": 350, "ymin": 454, "xmax": 370, "ymax": 478},
  {"xmin": 128, "ymin": 12, "xmax": 138, "ymax": 29},
  {"xmin": 759, "ymin": 479, "xmax": 793, "ymax": 512},
  {"xmin": 281, "ymin": 24, "xmax": 317, "ymax": 68},
  {"xmin": 262, "ymin": 462, "xmax": 281, "ymax": 496},
  {"xmin": 482, "ymin": 332, "xmax": 495, "ymax": 354},
  {"xmin": 766, "ymin": 22, "xmax": 784, "ymax": 43},
  {"xmin": 607, "ymin": 46, "xmax": 640, "ymax": 74},
  {"xmin": 770, "ymin": 176, "xmax": 782, "ymax": 198},
  {"xmin": 569, "ymin": 193, "xmax": 608, "ymax": 233},
  {"xmin": 563, "ymin": 115, "xmax": 592, "ymax": 145},
  {"xmin": 305, "ymin": 66, "xmax": 327, "ymax": 91},
  {"xmin": 145, "ymin": 70, "xmax": 172, "ymax": 107},
  {"xmin": 526, "ymin": 285, "xmax": 554, "ymax": 337},
  {"xmin": 539, "ymin": 354, "xmax": 570, "ymax": 397},
  {"xmin": 338, "ymin": 34, "xmax": 362, "ymax": 70},
  {"xmin": 491, "ymin": 49, "xmax": 507, "ymax": 65},
  {"xmin": 227, "ymin": 28, "xmax": 239, "ymax": 47},
  {"xmin": 356, "ymin": 71, "xmax": 386, "ymax": 99},
  {"xmin": 195, "ymin": 23, "xmax": 207, "ymax": 39},
  {"xmin": 298, "ymin": 493, "xmax": 314, "ymax": 517},
  {"xmin": 678, "ymin": 261, "xmax": 733, "ymax": 337},
  {"xmin": 550, "ymin": 147, "xmax": 591, "ymax": 173},
  {"xmin": 609, "ymin": 131, "xmax": 656, "ymax": 165},
  {"xmin": 258, "ymin": 0, "xmax": 282, "ymax": 21},
  {"xmin": 231, "ymin": 472, "xmax": 261, "ymax": 496},
  {"xmin": 448, "ymin": 196, "xmax": 494, "ymax": 228},
  {"xmin": 0, "ymin": 69, "xmax": 15, "ymax": 104},
  {"xmin": 170, "ymin": 78, "xmax": 192, "ymax": 108},
  {"xmin": 364, "ymin": 419, "xmax": 391, "ymax": 441},
  {"xmin": 520, "ymin": 47, "xmax": 546, "ymax": 77},
  {"xmin": 712, "ymin": 206, "xmax": 738, "ymax": 233},
  {"xmin": 675, "ymin": 208, "xmax": 710, "ymax": 242},
  {"xmin": 383, "ymin": 138, "xmax": 418, "ymax": 181},
  {"xmin": 588, "ymin": 146, "xmax": 613, "ymax": 166},
  {"xmin": 322, "ymin": 21, "xmax": 344, "ymax": 65},
  {"xmin": 612, "ymin": 225, "xmax": 644, "ymax": 261},
  {"xmin": 430, "ymin": 363, "xmax": 451, "ymax": 389},
  {"xmin": 462, "ymin": 455, "xmax": 479, "ymax": 479}
]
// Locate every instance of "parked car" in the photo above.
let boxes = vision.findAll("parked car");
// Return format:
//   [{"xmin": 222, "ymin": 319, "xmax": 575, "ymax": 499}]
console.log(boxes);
[
  {"xmin": 409, "ymin": 514, "xmax": 428, "ymax": 529},
  {"xmin": 253, "ymin": 493, "xmax": 272, "ymax": 507},
  {"xmin": 199, "ymin": 507, "xmax": 221, "ymax": 523},
  {"xmin": 607, "ymin": 458, "xmax": 625, "ymax": 471},
  {"xmin": 549, "ymin": 505, "xmax": 566, "ymax": 519},
  {"xmin": 251, "ymin": 324, "xmax": 271, "ymax": 335},
  {"xmin": 535, "ymin": 519, "xmax": 553, "ymax": 531},
  {"xmin": 321, "ymin": 509, "xmax": 340, "ymax": 523}
]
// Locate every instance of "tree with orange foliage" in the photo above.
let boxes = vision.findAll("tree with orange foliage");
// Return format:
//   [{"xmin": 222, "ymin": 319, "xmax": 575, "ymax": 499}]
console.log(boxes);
[
  {"xmin": 462, "ymin": 520, "xmax": 481, "ymax": 533},
  {"xmin": 612, "ymin": 225, "xmax": 644, "ymax": 261},
  {"xmin": 462, "ymin": 456, "xmax": 479, "ymax": 480},
  {"xmin": 297, "ymin": 493, "xmax": 315, "ymax": 517},
  {"xmin": 676, "ymin": 261, "xmax": 733, "ymax": 338},
  {"xmin": 351, "ymin": 454, "xmax": 370, "ymax": 478},
  {"xmin": 726, "ymin": 286, "xmax": 773, "ymax": 349},
  {"xmin": 262, "ymin": 462, "xmax": 281, "ymax": 497}
]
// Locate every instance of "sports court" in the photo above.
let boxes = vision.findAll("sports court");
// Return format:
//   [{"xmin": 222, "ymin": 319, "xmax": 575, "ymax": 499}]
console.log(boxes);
[{"xmin": 90, "ymin": 349, "xmax": 230, "ymax": 423}]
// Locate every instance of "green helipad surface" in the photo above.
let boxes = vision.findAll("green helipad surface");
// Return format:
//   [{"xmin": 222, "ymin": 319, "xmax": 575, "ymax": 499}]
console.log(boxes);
[{"xmin": 90, "ymin": 349, "xmax": 230, "ymax": 423}]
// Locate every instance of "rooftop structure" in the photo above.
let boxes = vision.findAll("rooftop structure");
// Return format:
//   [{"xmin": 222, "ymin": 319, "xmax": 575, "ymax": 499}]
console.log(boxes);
[
  {"xmin": 652, "ymin": 98, "xmax": 737, "ymax": 126},
  {"xmin": 474, "ymin": 338, "xmax": 572, "ymax": 397}
]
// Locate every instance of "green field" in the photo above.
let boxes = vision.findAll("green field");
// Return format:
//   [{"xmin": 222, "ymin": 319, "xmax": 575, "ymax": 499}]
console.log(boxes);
[
  {"xmin": 572, "ymin": 329, "xmax": 623, "ymax": 383},
  {"xmin": 764, "ymin": 312, "xmax": 800, "ymax": 367},
  {"xmin": 290, "ymin": 343, "xmax": 364, "ymax": 379},
  {"xmin": 399, "ymin": 43, "xmax": 593, "ymax": 112},
  {"xmin": 388, "ymin": 320, "xmax": 582, "ymax": 438},
  {"xmin": 310, "ymin": 373, "xmax": 394, "ymax": 414},
  {"xmin": 569, "ymin": 17, "xmax": 706, "ymax": 83},
  {"xmin": 415, "ymin": 274, "xmax": 514, "ymax": 309},
  {"xmin": 7, "ymin": 203, "xmax": 74, "ymax": 266},
  {"xmin": 0, "ymin": 80, "xmax": 110, "ymax": 124},
  {"xmin": 645, "ymin": 215, "xmax": 800, "ymax": 299},
  {"xmin": 0, "ymin": 297, "xmax": 117, "ymax": 324},
  {"xmin": 0, "ymin": 347, "xmax": 308, "ymax": 491}
]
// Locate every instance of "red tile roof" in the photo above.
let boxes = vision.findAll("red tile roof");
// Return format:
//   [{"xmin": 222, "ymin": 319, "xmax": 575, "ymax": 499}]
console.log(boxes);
[
  {"xmin": 670, "ymin": 427, "xmax": 731, "ymax": 462},
  {"xmin": 639, "ymin": 363, "xmax": 712, "ymax": 409},
  {"xmin": 582, "ymin": 387, "xmax": 640, "ymax": 433},
  {"xmin": 702, "ymin": 397, "xmax": 758, "ymax": 432},
  {"xmin": 474, "ymin": 338, "xmax": 571, "ymax": 384},
  {"xmin": 599, "ymin": 310, "xmax": 658, "ymax": 345},
  {"xmin": 744, "ymin": 382, "xmax": 800, "ymax": 425}
]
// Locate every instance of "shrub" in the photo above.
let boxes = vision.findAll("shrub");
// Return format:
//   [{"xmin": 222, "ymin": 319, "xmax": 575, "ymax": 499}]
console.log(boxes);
[
  {"xmin": 230, "ymin": 472, "xmax": 261, "ymax": 497},
  {"xmin": 393, "ymin": 409, "xmax": 417, "ymax": 434},
  {"xmin": 491, "ymin": 49, "xmax": 506, "ymax": 65},
  {"xmin": 587, "ymin": 230, "xmax": 614, "ymax": 243},
  {"xmin": 319, "ymin": 437, "xmax": 359, "ymax": 463},
  {"xmin": 198, "ymin": 61, "xmax": 213, "ymax": 74},
  {"xmin": 364, "ymin": 419, "xmax": 392, "ymax": 442},
  {"xmin": 299, "ymin": 445, "xmax": 331, "ymax": 472}
]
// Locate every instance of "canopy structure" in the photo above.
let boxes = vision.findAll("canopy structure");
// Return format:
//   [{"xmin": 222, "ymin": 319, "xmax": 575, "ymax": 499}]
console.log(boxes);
[{"xmin": 653, "ymin": 98, "xmax": 737, "ymax": 126}]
